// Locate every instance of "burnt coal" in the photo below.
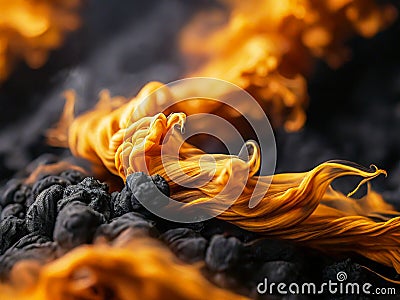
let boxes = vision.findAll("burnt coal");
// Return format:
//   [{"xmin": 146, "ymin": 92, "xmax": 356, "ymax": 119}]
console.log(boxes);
[
  {"xmin": 205, "ymin": 235, "xmax": 244, "ymax": 272},
  {"xmin": 26, "ymin": 184, "xmax": 64, "ymax": 237},
  {"xmin": 63, "ymin": 177, "xmax": 112, "ymax": 219},
  {"xmin": 96, "ymin": 212, "xmax": 158, "ymax": 241},
  {"xmin": 54, "ymin": 201, "xmax": 106, "ymax": 250},
  {"xmin": 0, "ymin": 179, "xmax": 29, "ymax": 207},
  {"xmin": 0, "ymin": 203, "xmax": 25, "ymax": 220},
  {"xmin": 31, "ymin": 176, "xmax": 70, "ymax": 200},
  {"xmin": 59, "ymin": 169, "xmax": 85, "ymax": 184},
  {"xmin": 0, "ymin": 171, "xmax": 175, "ymax": 278},
  {"xmin": 161, "ymin": 228, "xmax": 208, "ymax": 263},
  {"xmin": 0, "ymin": 232, "xmax": 57, "ymax": 280},
  {"xmin": 111, "ymin": 188, "xmax": 133, "ymax": 218},
  {"xmin": 0, "ymin": 217, "xmax": 27, "ymax": 255}
]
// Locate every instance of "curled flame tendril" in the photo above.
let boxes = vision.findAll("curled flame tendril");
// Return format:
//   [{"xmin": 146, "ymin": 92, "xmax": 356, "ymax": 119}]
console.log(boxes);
[{"xmin": 46, "ymin": 82, "xmax": 400, "ymax": 274}]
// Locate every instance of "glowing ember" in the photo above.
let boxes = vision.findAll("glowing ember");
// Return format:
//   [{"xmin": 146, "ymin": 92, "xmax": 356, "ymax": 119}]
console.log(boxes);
[
  {"xmin": 180, "ymin": 0, "xmax": 397, "ymax": 131},
  {"xmin": 0, "ymin": 0, "xmax": 81, "ymax": 81},
  {"xmin": 0, "ymin": 237, "xmax": 247, "ymax": 300},
  {"xmin": 48, "ymin": 82, "xmax": 400, "ymax": 274}
]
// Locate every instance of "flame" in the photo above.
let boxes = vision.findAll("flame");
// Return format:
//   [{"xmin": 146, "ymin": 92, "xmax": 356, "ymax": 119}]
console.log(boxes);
[
  {"xmin": 0, "ymin": 0, "xmax": 81, "ymax": 81},
  {"xmin": 47, "ymin": 82, "xmax": 400, "ymax": 274},
  {"xmin": 180, "ymin": 0, "xmax": 397, "ymax": 131},
  {"xmin": 0, "ymin": 235, "xmax": 247, "ymax": 300}
]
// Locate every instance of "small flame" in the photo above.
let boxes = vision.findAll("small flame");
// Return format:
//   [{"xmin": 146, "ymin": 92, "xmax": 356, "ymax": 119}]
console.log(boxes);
[
  {"xmin": 180, "ymin": 0, "xmax": 397, "ymax": 131},
  {"xmin": 0, "ymin": 0, "xmax": 81, "ymax": 81}
]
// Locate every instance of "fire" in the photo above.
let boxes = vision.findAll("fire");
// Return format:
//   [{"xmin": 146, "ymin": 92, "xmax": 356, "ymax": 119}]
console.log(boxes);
[
  {"xmin": 47, "ymin": 82, "xmax": 400, "ymax": 274},
  {"xmin": 180, "ymin": 0, "xmax": 397, "ymax": 131},
  {"xmin": 0, "ymin": 236, "xmax": 247, "ymax": 300},
  {"xmin": 0, "ymin": 0, "xmax": 81, "ymax": 81}
]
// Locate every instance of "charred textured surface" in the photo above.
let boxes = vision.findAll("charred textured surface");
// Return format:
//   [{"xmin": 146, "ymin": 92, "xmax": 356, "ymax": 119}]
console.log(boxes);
[
  {"xmin": 26, "ymin": 184, "xmax": 64, "ymax": 237},
  {"xmin": 0, "ymin": 233, "xmax": 57, "ymax": 280},
  {"xmin": 206, "ymin": 235, "xmax": 244, "ymax": 272},
  {"xmin": 63, "ymin": 177, "xmax": 112, "ymax": 220},
  {"xmin": 0, "ymin": 217, "xmax": 27, "ymax": 255},
  {"xmin": 96, "ymin": 212, "xmax": 158, "ymax": 241},
  {"xmin": 111, "ymin": 188, "xmax": 133, "ymax": 218},
  {"xmin": 161, "ymin": 228, "xmax": 208, "ymax": 263},
  {"xmin": 54, "ymin": 201, "xmax": 106, "ymax": 250}
]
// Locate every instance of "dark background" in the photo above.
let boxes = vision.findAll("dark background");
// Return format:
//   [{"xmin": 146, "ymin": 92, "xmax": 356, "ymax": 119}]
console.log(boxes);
[{"xmin": 0, "ymin": 0, "xmax": 399, "ymax": 201}]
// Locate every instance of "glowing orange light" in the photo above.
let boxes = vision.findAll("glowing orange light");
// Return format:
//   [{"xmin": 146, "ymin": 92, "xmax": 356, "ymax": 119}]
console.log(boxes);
[
  {"xmin": 0, "ymin": 0, "xmax": 81, "ymax": 81},
  {"xmin": 180, "ymin": 0, "xmax": 397, "ymax": 131}
]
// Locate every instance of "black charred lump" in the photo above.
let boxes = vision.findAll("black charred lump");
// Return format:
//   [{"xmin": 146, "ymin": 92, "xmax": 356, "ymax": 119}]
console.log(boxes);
[
  {"xmin": 63, "ymin": 177, "xmax": 112, "ymax": 220},
  {"xmin": 126, "ymin": 172, "xmax": 170, "ymax": 217},
  {"xmin": 0, "ymin": 233, "xmax": 57, "ymax": 280},
  {"xmin": 1, "ymin": 203, "xmax": 25, "ymax": 220},
  {"xmin": 151, "ymin": 174, "xmax": 170, "ymax": 196},
  {"xmin": 161, "ymin": 228, "xmax": 208, "ymax": 263},
  {"xmin": 59, "ymin": 169, "xmax": 85, "ymax": 184},
  {"xmin": 57, "ymin": 190, "xmax": 91, "ymax": 212},
  {"xmin": 53, "ymin": 201, "xmax": 106, "ymax": 250},
  {"xmin": 26, "ymin": 184, "xmax": 64, "ymax": 237},
  {"xmin": 11, "ymin": 232, "xmax": 51, "ymax": 248},
  {"xmin": 111, "ymin": 188, "xmax": 133, "ymax": 218},
  {"xmin": 0, "ymin": 179, "xmax": 30, "ymax": 207},
  {"xmin": 0, "ymin": 217, "xmax": 27, "ymax": 255},
  {"xmin": 96, "ymin": 212, "xmax": 158, "ymax": 241},
  {"xmin": 205, "ymin": 235, "xmax": 244, "ymax": 272},
  {"xmin": 31, "ymin": 176, "xmax": 71, "ymax": 200}
]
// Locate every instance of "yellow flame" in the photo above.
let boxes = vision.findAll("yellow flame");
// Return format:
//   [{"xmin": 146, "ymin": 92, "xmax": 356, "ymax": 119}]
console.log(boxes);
[
  {"xmin": 180, "ymin": 0, "xmax": 397, "ymax": 131},
  {"xmin": 0, "ymin": 237, "xmax": 247, "ymax": 300},
  {"xmin": 0, "ymin": 0, "xmax": 81, "ymax": 81},
  {"xmin": 47, "ymin": 82, "xmax": 400, "ymax": 274}
]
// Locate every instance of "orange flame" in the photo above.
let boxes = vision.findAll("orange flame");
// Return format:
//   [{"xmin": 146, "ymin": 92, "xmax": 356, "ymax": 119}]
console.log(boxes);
[
  {"xmin": 0, "ymin": 0, "xmax": 81, "ymax": 81},
  {"xmin": 180, "ymin": 0, "xmax": 397, "ymax": 131},
  {"xmin": 0, "ymin": 236, "xmax": 247, "ymax": 300},
  {"xmin": 47, "ymin": 82, "xmax": 400, "ymax": 274}
]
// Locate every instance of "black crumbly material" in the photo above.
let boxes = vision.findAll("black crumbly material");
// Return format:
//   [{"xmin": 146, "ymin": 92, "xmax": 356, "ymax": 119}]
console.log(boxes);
[
  {"xmin": 95, "ymin": 212, "xmax": 158, "ymax": 241},
  {"xmin": 1, "ymin": 203, "xmax": 25, "ymax": 220},
  {"xmin": 0, "ymin": 217, "xmax": 27, "ymax": 255},
  {"xmin": 53, "ymin": 201, "xmax": 106, "ymax": 250},
  {"xmin": 63, "ymin": 177, "xmax": 112, "ymax": 220},
  {"xmin": 161, "ymin": 228, "xmax": 208, "ymax": 263},
  {"xmin": 26, "ymin": 184, "xmax": 64, "ymax": 237}
]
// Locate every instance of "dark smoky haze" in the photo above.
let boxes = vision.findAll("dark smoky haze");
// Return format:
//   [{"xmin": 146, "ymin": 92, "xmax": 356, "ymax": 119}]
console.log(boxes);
[{"xmin": 0, "ymin": 0, "xmax": 400, "ymax": 203}]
